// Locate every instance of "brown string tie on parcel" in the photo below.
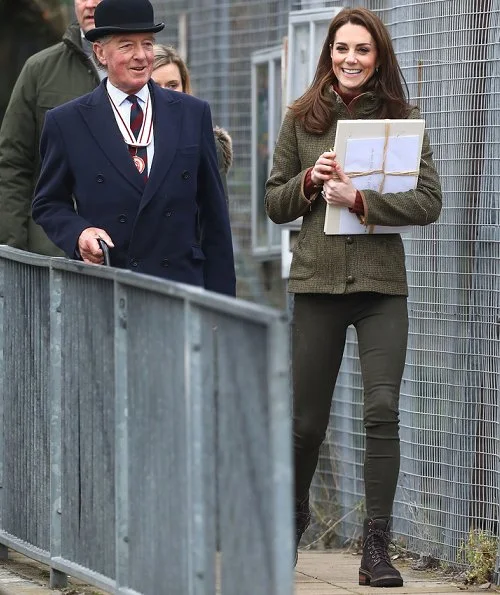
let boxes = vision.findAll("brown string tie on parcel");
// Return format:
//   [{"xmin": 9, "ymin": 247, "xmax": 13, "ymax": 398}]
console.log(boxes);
[{"xmin": 340, "ymin": 123, "xmax": 419, "ymax": 233}]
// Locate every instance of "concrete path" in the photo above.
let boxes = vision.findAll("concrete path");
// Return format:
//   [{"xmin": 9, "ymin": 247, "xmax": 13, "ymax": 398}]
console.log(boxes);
[
  {"xmin": 0, "ymin": 551, "xmax": 105, "ymax": 595},
  {"xmin": 296, "ymin": 550, "xmax": 497, "ymax": 594},
  {"xmin": 0, "ymin": 549, "xmax": 498, "ymax": 594}
]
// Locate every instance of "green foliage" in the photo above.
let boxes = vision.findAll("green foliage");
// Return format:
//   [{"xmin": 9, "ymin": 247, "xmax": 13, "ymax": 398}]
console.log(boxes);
[{"xmin": 457, "ymin": 529, "xmax": 498, "ymax": 585}]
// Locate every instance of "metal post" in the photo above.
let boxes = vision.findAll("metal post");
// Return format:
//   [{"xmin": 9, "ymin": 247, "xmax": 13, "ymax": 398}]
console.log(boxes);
[
  {"xmin": 268, "ymin": 313, "xmax": 294, "ymax": 595},
  {"xmin": 0, "ymin": 262, "xmax": 7, "ymax": 558},
  {"xmin": 185, "ymin": 302, "xmax": 215, "ymax": 595},
  {"xmin": 115, "ymin": 283, "xmax": 130, "ymax": 592},
  {"xmin": 0, "ymin": 260, "xmax": 5, "ymax": 538},
  {"xmin": 49, "ymin": 268, "xmax": 67, "ymax": 589}
]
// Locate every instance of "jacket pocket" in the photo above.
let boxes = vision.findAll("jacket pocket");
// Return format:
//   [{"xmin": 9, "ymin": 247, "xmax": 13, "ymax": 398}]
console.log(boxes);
[
  {"xmin": 360, "ymin": 235, "xmax": 406, "ymax": 282},
  {"xmin": 290, "ymin": 230, "xmax": 316, "ymax": 280}
]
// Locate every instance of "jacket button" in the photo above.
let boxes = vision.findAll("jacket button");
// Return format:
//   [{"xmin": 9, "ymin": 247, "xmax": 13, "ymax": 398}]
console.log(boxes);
[
  {"xmin": 346, "ymin": 275, "xmax": 355, "ymax": 284},
  {"xmin": 346, "ymin": 236, "xmax": 353, "ymax": 244},
  {"xmin": 164, "ymin": 210, "xmax": 172, "ymax": 217},
  {"xmin": 161, "ymin": 258, "xmax": 169, "ymax": 267},
  {"xmin": 96, "ymin": 175, "xmax": 104, "ymax": 183},
  {"xmin": 118, "ymin": 214, "xmax": 127, "ymax": 223},
  {"xmin": 181, "ymin": 170, "xmax": 190, "ymax": 179},
  {"xmin": 130, "ymin": 259, "xmax": 138, "ymax": 268}
]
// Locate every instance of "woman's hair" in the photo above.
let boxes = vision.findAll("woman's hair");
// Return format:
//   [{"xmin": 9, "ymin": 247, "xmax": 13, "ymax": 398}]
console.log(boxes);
[
  {"xmin": 290, "ymin": 7, "xmax": 410, "ymax": 134},
  {"xmin": 152, "ymin": 44, "xmax": 192, "ymax": 94}
]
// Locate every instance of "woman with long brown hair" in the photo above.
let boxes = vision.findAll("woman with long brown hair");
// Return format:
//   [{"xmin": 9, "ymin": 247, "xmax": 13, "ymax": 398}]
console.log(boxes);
[{"xmin": 266, "ymin": 7, "xmax": 442, "ymax": 587}]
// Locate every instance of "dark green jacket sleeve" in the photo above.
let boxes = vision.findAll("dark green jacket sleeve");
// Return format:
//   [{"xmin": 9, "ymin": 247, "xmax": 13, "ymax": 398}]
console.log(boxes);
[
  {"xmin": 0, "ymin": 59, "xmax": 38, "ymax": 248},
  {"xmin": 265, "ymin": 111, "xmax": 314, "ymax": 224},
  {"xmin": 361, "ymin": 107, "xmax": 442, "ymax": 227}
]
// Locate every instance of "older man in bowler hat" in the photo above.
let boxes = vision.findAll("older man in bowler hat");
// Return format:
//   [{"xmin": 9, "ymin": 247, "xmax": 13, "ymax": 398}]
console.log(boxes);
[{"xmin": 32, "ymin": 0, "xmax": 236, "ymax": 296}]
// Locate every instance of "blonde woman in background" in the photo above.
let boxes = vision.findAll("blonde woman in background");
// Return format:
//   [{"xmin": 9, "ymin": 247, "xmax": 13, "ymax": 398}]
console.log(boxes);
[{"xmin": 152, "ymin": 44, "xmax": 232, "ymax": 202}]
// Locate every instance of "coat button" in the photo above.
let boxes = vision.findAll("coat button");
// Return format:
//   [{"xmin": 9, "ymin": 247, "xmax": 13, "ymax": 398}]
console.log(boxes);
[
  {"xmin": 346, "ymin": 236, "xmax": 353, "ymax": 244},
  {"xmin": 164, "ymin": 210, "xmax": 172, "ymax": 217},
  {"xmin": 346, "ymin": 275, "xmax": 355, "ymax": 284},
  {"xmin": 181, "ymin": 170, "xmax": 190, "ymax": 179},
  {"xmin": 118, "ymin": 214, "xmax": 127, "ymax": 223},
  {"xmin": 161, "ymin": 258, "xmax": 170, "ymax": 267},
  {"xmin": 96, "ymin": 174, "xmax": 104, "ymax": 183},
  {"xmin": 130, "ymin": 259, "xmax": 138, "ymax": 268}
]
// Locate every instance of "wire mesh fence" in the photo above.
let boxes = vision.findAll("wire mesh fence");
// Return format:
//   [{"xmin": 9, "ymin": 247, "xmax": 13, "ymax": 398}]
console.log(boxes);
[
  {"xmin": 311, "ymin": 0, "xmax": 500, "ymax": 571},
  {"xmin": 150, "ymin": 0, "xmax": 500, "ymax": 572}
]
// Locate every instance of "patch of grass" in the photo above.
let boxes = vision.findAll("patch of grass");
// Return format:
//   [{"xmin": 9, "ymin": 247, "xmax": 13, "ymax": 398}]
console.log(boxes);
[
  {"xmin": 305, "ymin": 499, "xmax": 365, "ymax": 551},
  {"xmin": 457, "ymin": 529, "xmax": 498, "ymax": 585}
]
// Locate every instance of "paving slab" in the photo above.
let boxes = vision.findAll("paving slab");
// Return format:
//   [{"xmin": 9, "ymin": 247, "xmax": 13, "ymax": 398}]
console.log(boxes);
[
  {"xmin": 295, "ymin": 550, "xmax": 499, "ymax": 594},
  {"xmin": 0, "ymin": 551, "xmax": 105, "ymax": 595},
  {"xmin": 0, "ymin": 549, "xmax": 498, "ymax": 594}
]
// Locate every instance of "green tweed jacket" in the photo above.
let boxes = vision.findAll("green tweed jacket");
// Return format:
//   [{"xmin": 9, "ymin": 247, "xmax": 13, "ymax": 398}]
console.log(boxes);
[{"xmin": 265, "ymin": 90, "xmax": 442, "ymax": 296}]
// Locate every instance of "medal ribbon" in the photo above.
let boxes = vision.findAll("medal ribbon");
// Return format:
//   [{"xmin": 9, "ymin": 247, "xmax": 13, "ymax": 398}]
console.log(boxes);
[
  {"xmin": 107, "ymin": 90, "xmax": 152, "ymax": 184},
  {"xmin": 126, "ymin": 95, "xmax": 148, "ymax": 182},
  {"xmin": 107, "ymin": 90, "xmax": 153, "ymax": 147}
]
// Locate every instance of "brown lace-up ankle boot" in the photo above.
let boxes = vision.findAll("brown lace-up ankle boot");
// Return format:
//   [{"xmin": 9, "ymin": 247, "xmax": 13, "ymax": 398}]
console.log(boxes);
[
  {"xmin": 294, "ymin": 497, "xmax": 311, "ymax": 567},
  {"xmin": 359, "ymin": 518, "xmax": 403, "ymax": 587}
]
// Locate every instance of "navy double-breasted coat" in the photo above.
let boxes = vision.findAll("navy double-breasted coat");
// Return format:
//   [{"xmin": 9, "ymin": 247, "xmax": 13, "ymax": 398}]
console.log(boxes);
[{"xmin": 32, "ymin": 80, "xmax": 236, "ymax": 296}]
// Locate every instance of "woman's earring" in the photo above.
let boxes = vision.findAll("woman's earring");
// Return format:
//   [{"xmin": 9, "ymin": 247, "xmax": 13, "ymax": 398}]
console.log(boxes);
[{"xmin": 376, "ymin": 66, "xmax": 379, "ymax": 74}]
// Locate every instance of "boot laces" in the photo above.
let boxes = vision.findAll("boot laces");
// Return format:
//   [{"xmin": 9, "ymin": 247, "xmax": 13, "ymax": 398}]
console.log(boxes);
[{"xmin": 366, "ymin": 528, "xmax": 391, "ymax": 566}]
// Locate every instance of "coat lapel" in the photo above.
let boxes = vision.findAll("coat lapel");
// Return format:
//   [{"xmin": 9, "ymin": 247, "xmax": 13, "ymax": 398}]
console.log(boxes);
[
  {"xmin": 77, "ymin": 82, "xmax": 144, "ymax": 194},
  {"xmin": 139, "ymin": 82, "xmax": 182, "ymax": 211}
]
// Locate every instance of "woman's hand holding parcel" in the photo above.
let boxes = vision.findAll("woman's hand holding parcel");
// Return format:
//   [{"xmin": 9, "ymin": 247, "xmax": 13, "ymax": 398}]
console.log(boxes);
[{"xmin": 321, "ymin": 160, "xmax": 356, "ymax": 208}]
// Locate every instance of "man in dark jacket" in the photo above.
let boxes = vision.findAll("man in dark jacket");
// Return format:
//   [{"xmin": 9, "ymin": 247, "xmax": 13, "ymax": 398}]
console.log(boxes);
[
  {"xmin": 32, "ymin": 0, "xmax": 235, "ymax": 296},
  {"xmin": 0, "ymin": 0, "xmax": 102, "ymax": 255}
]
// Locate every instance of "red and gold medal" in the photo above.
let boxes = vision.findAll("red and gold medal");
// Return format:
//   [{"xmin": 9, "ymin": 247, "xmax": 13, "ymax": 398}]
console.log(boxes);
[{"xmin": 132, "ymin": 154, "xmax": 146, "ymax": 174}]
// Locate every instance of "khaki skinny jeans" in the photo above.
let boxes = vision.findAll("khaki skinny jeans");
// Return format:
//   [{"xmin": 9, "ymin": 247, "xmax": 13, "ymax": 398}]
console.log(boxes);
[{"xmin": 292, "ymin": 292, "xmax": 408, "ymax": 519}]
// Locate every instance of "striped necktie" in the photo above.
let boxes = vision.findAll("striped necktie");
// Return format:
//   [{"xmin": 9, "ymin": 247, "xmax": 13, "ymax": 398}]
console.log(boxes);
[{"xmin": 126, "ymin": 94, "xmax": 148, "ymax": 183}]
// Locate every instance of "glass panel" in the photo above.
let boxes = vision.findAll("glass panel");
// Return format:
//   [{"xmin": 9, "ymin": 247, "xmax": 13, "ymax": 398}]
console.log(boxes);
[
  {"xmin": 291, "ymin": 24, "xmax": 310, "ymax": 101},
  {"xmin": 269, "ymin": 57, "xmax": 283, "ymax": 249},
  {"xmin": 270, "ymin": 217, "xmax": 282, "ymax": 246},
  {"xmin": 273, "ymin": 58, "xmax": 283, "ymax": 143},
  {"xmin": 255, "ymin": 62, "xmax": 270, "ymax": 250},
  {"xmin": 299, "ymin": 0, "xmax": 329, "ymax": 7},
  {"xmin": 314, "ymin": 21, "xmax": 330, "ymax": 69}
]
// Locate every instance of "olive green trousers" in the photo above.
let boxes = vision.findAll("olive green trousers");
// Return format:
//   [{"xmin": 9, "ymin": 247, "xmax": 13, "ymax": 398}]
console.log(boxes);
[{"xmin": 292, "ymin": 292, "xmax": 408, "ymax": 520}]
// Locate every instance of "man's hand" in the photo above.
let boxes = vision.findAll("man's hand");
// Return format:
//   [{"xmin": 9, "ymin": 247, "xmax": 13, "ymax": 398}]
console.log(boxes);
[{"xmin": 78, "ymin": 227, "xmax": 114, "ymax": 264}]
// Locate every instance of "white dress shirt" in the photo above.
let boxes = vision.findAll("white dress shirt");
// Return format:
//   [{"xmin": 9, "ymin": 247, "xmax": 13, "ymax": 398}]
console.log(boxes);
[{"xmin": 106, "ymin": 80, "xmax": 155, "ymax": 175}]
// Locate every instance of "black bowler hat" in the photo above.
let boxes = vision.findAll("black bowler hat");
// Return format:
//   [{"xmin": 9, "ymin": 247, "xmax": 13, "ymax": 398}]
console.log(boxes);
[{"xmin": 85, "ymin": 0, "xmax": 165, "ymax": 42}]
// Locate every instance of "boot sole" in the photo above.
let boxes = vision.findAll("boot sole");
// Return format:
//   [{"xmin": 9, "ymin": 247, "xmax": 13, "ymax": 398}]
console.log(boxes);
[{"xmin": 359, "ymin": 568, "xmax": 403, "ymax": 587}]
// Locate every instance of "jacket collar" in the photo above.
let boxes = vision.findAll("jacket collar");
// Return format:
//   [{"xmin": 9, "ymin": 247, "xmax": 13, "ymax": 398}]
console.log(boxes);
[
  {"xmin": 329, "ymin": 85, "xmax": 380, "ymax": 116},
  {"xmin": 77, "ymin": 80, "xmax": 183, "ymax": 206},
  {"xmin": 62, "ymin": 22, "xmax": 86, "ymax": 57},
  {"xmin": 78, "ymin": 80, "xmax": 145, "ymax": 193}
]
